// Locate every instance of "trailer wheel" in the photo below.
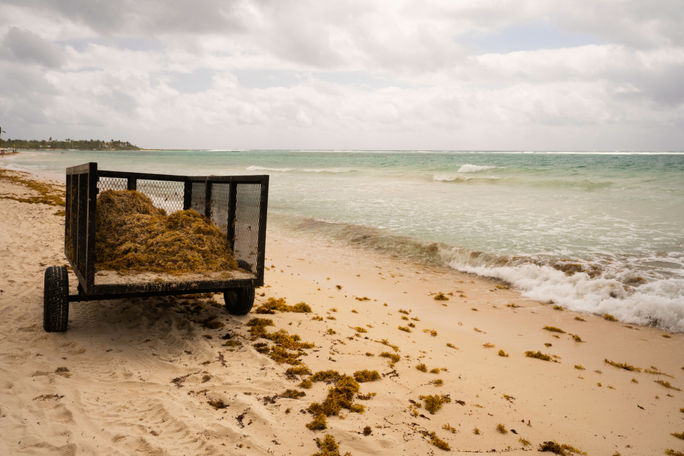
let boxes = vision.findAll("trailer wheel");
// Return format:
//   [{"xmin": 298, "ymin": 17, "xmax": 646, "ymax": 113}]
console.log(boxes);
[
  {"xmin": 224, "ymin": 287, "xmax": 255, "ymax": 315},
  {"xmin": 44, "ymin": 266, "xmax": 69, "ymax": 332}
]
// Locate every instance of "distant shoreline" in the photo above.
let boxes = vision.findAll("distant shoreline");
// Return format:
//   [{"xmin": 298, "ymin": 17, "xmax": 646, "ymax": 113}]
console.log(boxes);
[{"xmin": 0, "ymin": 139, "xmax": 140, "ymax": 151}]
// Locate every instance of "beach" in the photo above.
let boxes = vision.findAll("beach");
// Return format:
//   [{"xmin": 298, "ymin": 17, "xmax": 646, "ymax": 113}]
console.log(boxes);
[{"xmin": 0, "ymin": 167, "xmax": 682, "ymax": 455}]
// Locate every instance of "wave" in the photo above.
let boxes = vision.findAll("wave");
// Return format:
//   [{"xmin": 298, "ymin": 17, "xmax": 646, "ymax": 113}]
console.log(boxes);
[
  {"xmin": 457, "ymin": 164, "xmax": 496, "ymax": 173},
  {"xmin": 431, "ymin": 163, "xmax": 499, "ymax": 184},
  {"xmin": 479, "ymin": 151, "xmax": 684, "ymax": 156},
  {"xmin": 457, "ymin": 260, "xmax": 684, "ymax": 331},
  {"xmin": 432, "ymin": 174, "xmax": 501, "ymax": 184},
  {"xmin": 289, "ymin": 217, "xmax": 684, "ymax": 332},
  {"xmin": 431, "ymin": 174, "xmax": 613, "ymax": 191},
  {"xmin": 246, "ymin": 165, "xmax": 356, "ymax": 174}
]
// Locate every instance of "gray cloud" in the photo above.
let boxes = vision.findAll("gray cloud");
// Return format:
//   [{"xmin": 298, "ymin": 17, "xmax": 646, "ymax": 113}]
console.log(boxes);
[
  {"xmin": 2, "ymin": 0, "xmax": 248, "ymax": 35},
  {"xmin": 557, "ymin": 1, "xmax": 684, "ymax": 48},
  {"xmin": 141, "ymin": 0, "xmax": 249, "ymax": 34},
  {"xmin": 13, "ymin": 0, "xmax": 131, "ymax": 34},
  {"xmin": 0, "ymin": 61, "xmax": 59, "ymax": 97},
  {"xmin": 2, "ymin": 27, "xmax": 64, "ymax": 67}
]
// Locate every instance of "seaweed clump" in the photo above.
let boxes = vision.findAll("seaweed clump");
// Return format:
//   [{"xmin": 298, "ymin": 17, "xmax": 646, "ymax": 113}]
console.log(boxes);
[
  {"xmin": 311, "ymin": 370, "xmax": 344, "ymax": 384},
  {"xmin": 538, "ymin": 441, "xmax": 586, "ymax": 455},
  {"xmin": 665, "ymin": 450, "xmax": 684, "ymax": 456},
  {"xmin": 419, "ymin": 394, "xmax": 451, "ymax": 414},
  {"xmin": 420, "ymin": 430, "xmax": 451, "ymax": 451},
  {"xmin": 208, "ymin": 399, "xmax": 228, "ymax": 409},
  {"xmin": 246, "ymin": 317, "xmax": 315, "ymax": 365},
  {"xmin": 308, "ymin": 375, "xmax": 364, "ymax": 417},
  {"xmin": 604, "ymin": 359, "xmax": 641, "ymax": 372},
  {"xmin": 306, "ymin": 413, "xmax": 327, "ymax": 431},
  {"xmin": 543, "ymin": 326, "xmax": 566, "ymax": 334},
  {"xmin": 280, "ymin": 389, "xmax": 306, "ymax": 399},
  {"xmin": 379, "ymin": 352, "xmax": 401, "ymax": 366},
  {"xmin": 95, "ymin": 190, "xmax": 238, "ymax": 274},
  {"xmin": 377, "ymin": 339, "xmax": 399, "ymax": 352},
  {"xmin": 353, "ymin": 370, "xmax": 380, "ymax": 382},
  {"xmin": 312, "ymin": 434, "xmax": 350, "ymax": 456},
  {"xmin": 525, "ymin": 351, "xmax": 554, "ymax": 362},
  {"xmin": 256, "ymin": 297, "xmax": 312, "ymax": 314},
  {"xmin": 654, "ymin": 380, "xmax": 681, "ymax": 391},
  {"xmin": 286, "ymin": 366, "xmax": 313, "ymax": 378}
]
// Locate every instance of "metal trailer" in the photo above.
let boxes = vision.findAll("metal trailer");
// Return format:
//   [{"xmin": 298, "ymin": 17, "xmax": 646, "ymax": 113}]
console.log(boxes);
[{"xmin": 43, "ymin": 162, "xmax": 269, "ymax": 332}]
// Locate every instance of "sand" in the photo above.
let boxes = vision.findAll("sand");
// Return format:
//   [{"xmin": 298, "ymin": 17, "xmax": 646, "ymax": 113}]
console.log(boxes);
[{"xmin": 0, "ymin": 167, "xmax": 682, "ymax": 456}]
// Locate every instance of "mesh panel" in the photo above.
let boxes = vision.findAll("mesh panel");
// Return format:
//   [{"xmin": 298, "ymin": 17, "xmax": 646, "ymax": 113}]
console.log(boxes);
[
  {"xmin": 234, "ymin": 183, "xmax": 262, "ymax": 271},
  {"xmin": 65, "ymin": 174, "xmax": 78, "ymax": 265},
  {"xmin": 210, "ymin": 183, "xmax": 230, "ymax": 233},
  {"xmin": 137, "ymin": 179, "xmax": 184, "ymax": 213},
  {"xmin": 191, "ymin": 182, "xmax": 206, "ymax": 214},
  {"xmin": 97, "ymin": 177, "xmax": 127, "ymax": 192},
  {"xmin": 76, "ymin": 173, "xmax": 88, "ymax": 275},
  {"xmin": 65, "ymin": 171, "xmax": 91, "ymax": 281}
]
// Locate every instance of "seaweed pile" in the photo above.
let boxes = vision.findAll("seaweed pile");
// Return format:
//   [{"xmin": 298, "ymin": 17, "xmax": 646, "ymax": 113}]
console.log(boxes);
[{"xmin": 95, "ymin": 190, "xmax": 238, "ymax": 274}]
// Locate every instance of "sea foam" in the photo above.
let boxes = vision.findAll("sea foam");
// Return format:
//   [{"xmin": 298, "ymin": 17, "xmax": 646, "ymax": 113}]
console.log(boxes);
[
  {"xmin": 457, "ymin": 164, "xmax": 496, "ymax": 173},
  {"xmin": 455, "ymin": 261, "xmax": 684, "ymax": 332},
  {"xmin": 246, "ymin": 165, "xmax": 354, "ymax": 174}
]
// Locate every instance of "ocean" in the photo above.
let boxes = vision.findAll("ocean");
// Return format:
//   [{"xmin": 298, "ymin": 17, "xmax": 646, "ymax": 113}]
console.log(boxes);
[{"xmin": 4, "ymin": 149, "xmax": 684, "ymax": 331}]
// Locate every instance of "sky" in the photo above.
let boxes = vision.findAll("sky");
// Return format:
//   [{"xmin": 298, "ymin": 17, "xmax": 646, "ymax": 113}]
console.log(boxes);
[{"xmin": 0, "ymin": 0, "xmax": 683, "ymax": 150}]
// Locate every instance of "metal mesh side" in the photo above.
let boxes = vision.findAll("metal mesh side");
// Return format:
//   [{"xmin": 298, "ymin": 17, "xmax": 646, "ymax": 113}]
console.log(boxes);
[
  {"xmin": 65, "ymin": 166, "xmax": 96, "ymax": 286},
  {"xmin": 191, "ymin": 182, "xmax": 206, "ymax": 214},
  {"xmin": 210, "ymin": 183, "xmax": 230, "ymax": 233},
  {"xmin": 233, "ymin": 183, "xmax": 262, "ymax": 271},
  {"xmin": 137, "ymin": 179, "xmax": 184, "ymax": 214},
  {"xmin": 76, "ymin": 172, "xmax": 89, "ymax": 278},
  {"xmin": 97, "ymin": 176, "xmax": 127, "ymax": 192},
  {"xmin": 65, "ymin": 174, "xmax": 78, "ymax": 266}
]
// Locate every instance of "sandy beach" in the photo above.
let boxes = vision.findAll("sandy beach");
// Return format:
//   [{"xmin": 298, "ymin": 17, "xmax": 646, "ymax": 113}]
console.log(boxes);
[{"xmin": 0, "ymin": 167, "xmax": 682, "ymax": 456}]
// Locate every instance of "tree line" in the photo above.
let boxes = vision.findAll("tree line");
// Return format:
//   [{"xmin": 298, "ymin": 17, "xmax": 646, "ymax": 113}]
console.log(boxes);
[{"xmin": 0, "ymin": 127, "xmax": 140, "ymax": 150}]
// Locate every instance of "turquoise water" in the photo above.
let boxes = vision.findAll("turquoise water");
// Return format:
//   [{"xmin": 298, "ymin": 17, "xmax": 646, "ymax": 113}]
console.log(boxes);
[{"xmin": 4, "ymin": 149, "xmax": 684, "ymax": 330}]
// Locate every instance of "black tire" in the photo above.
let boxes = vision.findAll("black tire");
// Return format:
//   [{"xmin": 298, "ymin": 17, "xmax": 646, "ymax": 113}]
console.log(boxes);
[
  {"xmin": 44, "ymin": 266, "xmax": 69, "ymax": 332},
  {"xmin": 224, "ymin": 287, "xmax": 255, "ymax": 315}
]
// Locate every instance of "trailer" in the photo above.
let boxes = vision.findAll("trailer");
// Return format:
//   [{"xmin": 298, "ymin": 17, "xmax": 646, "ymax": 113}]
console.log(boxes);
[{"xmin": 43, "ymin": 162, "xmax": 268, "ymax": 332}]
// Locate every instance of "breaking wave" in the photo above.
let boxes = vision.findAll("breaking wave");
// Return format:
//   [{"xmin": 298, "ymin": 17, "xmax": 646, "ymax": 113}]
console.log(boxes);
[
  {"xmin": 246, "ymin": 165, "xmax": 356, "ymax": 174},
  {"xmin": 289, "ymin": 217, "xmax": 684, "ymax": 332},
  {"xmin": 457, "ymin": 164, "xmax": 497, "ymax": 173},
  {"xmin": 432, "ymin": 174, "xmax": 501, "ymax": 183}
]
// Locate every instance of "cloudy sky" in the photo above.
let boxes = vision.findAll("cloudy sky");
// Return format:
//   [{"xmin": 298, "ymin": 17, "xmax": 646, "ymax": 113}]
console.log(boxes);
[{"xmin": 0, "ymin": 0, "xmax": 683, "ymax": 150}]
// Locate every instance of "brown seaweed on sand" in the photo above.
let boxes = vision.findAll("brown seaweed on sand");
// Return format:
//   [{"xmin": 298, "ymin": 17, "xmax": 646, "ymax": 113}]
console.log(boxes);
[
  {"xmin": 538, "ymin": 440, "xmax": 586, "ymax": 455},
  {"xmin": 307, "ymin": 375, "xmax": 365, "ymax": 419},
  {"xmin": 312, "ymin": 434, "xmax": 350, "ymax": 456},
  {"xmin": 419, "ymin": 394, "xmax": 451, "ymax": 414},
  {"xmin": 256, "ymin": 297, "xmax": 312, "ymax": 314}
]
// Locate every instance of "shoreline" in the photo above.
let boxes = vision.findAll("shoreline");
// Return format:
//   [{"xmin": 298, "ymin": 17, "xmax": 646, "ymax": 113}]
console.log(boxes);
[
  {"xmin": 0, "ymin": 168, "xmax": 682, "ymax": 455},
  {"xmin": 5, "ymin": 151, "xmax": 682, "ymax": 333}
]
